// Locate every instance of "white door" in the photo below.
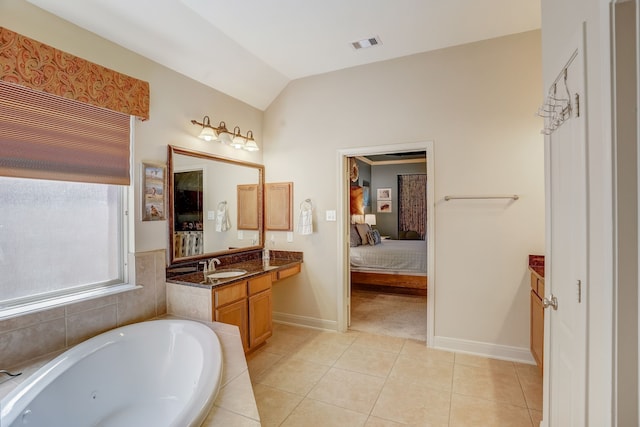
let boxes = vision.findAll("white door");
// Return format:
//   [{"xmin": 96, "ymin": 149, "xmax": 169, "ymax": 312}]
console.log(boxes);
[{"xmin": 543, "ymin": 30, "xmax": 587, "ymax": 426}]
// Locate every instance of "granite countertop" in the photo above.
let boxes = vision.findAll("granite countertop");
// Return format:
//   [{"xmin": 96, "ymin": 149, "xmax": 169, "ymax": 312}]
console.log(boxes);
[
  {"xmin": 528, "ymin": 254, "xmax": 545, "ymax": 279},
  {"xmin": 167, "ymin": 257, "xmax": 302, "ymax": 289}
]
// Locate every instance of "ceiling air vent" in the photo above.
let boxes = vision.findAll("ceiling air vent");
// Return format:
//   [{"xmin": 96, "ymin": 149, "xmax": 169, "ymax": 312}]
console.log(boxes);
[{"xmin": 351, "ymin": 36, "xmax": 382, "ymax": 50}]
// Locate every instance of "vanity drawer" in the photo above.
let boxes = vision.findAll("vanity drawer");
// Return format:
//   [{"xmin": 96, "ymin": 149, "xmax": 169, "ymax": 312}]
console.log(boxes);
[
  {"xmin": 214, "ymin": 281, "xmax": 247, "ymax": 307},
  {"xmin": 249, "ymin": 274, "xmax": 272, "ymax": 295},
  {"xmin": 276, "ymin": 264, "xmax": 301, "ymax": 280}
]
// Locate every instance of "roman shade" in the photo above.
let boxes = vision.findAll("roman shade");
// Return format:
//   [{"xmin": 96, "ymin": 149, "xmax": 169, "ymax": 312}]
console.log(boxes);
[{"xmin": 0, "ymin": 80, "xmax": 131, "ymax": 185}]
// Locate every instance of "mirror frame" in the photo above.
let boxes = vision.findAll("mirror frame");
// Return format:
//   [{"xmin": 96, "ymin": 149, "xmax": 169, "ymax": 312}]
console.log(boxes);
[{"xmin": 167, "ymin": 145, "xmax": 265, "ymax": 266}]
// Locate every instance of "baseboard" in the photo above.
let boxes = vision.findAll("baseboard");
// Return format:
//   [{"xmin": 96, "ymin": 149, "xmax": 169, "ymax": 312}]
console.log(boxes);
[
  {"xmin": 273, "ymin": 311, "xmax": 337, "ymax": 331},
  {"xmin": 434, "ymin": 335, "xmax": 536, "ymax": 365}
]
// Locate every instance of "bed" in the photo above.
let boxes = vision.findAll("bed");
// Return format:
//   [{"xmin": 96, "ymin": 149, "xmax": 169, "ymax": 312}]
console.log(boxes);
[{"xmin": 350, "ymin": 239, "xmax": 428, "ymax": 291}]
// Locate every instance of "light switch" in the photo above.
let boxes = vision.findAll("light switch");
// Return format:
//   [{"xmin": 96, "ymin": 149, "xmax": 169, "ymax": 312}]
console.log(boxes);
[
  {"xmin": 287, "ymin": 232, "xmax": 293, "ymax": 242},
  {"xmin": 326, "ymin": 210, "xmax": 336, "ymax": 221},
  {"xmin": 237, "ymin": 230, "xmax": 244, "ymax": 240},
  {"xmin": 207, "ymin": 211, "xmax": 215, "ymax": 220}
]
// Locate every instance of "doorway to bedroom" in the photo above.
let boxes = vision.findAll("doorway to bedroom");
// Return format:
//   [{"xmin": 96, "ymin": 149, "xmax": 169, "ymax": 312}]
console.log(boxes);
[{"xmin": 337, "ymin": 141, "xmax": 435, "ymax": 346}]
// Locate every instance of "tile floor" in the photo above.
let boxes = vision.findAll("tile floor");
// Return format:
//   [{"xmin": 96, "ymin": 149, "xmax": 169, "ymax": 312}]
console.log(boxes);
[{"xmin": 247, "ymin": 323, "xmax": 543, "ymax": 427}]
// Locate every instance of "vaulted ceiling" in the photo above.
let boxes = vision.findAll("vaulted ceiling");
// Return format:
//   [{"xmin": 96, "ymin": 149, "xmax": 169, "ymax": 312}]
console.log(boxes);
[{"xmin": 26, "ymin": 0, "xmax": 541, "ymax": 110}]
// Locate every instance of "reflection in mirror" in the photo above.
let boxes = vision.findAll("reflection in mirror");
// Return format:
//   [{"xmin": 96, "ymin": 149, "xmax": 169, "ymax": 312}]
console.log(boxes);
[{"xmin": 168, "ymin": 145, "xmax": 264, "ymax": 265}]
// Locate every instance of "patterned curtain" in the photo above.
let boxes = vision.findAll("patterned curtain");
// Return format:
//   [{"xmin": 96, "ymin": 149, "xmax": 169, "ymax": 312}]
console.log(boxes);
[
  {"xmin": 0, "ymin": 27, "xmax": 150, "ymax": 120},
  {"xmin": 398, "ymin": 174, "xmax": 427, "ymax": 239}
]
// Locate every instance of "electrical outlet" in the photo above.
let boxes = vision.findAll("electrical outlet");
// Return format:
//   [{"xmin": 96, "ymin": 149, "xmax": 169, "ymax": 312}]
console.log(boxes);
[
  {"xmin": 287, "ymin": 232, "xmax": 293, "ymax": 242},
  {"xmin": 237, "ymin": 230, "xmax": 243, "ymax": 240},
  {"xmin": 326, "ymin": 210, "xmax": 336, "ymax": 221},
  {"xmin": 207, "ymin": 211, "xmax": 215, "ymax": 220}
]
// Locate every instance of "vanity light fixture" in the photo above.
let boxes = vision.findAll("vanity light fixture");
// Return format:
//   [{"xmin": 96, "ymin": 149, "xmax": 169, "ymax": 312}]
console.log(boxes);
[
  {"xmin": 230, "ymin": 126, "xmax": 246, "ymax": 149},
  {"xmin": 192, "ymin": 116, "xmax": 217, "ymax": 141},
  {"xmin": 190, "ymin": 117, "xmax": 259, "ymax": 151},
  {"xmin": 243, "ymin": 131, "xmax": 259, "ymax": 152}
]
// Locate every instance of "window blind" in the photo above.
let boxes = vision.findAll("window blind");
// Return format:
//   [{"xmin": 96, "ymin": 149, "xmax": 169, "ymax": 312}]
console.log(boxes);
[{"xmin": 0, "ymin": 81, "xmax": 131, "ymax": 185}]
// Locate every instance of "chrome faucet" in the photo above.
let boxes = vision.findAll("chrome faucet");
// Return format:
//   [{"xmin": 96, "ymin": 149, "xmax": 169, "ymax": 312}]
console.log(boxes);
[
  {"xmin": 207, "ymin": 258, "xmax": 221, "ymax": 273},
  {"xmin": 199, "ymin": 258, "xmax": 221, "ymax": 282}
]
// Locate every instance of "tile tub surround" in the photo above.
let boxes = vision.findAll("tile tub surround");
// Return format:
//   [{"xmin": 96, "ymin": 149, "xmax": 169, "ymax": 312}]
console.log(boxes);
[
  {"xmin": 0, "ymin": 250, "xmax": 167, "ymax": 368},
  {"xmin": 247, "ymin": 323, "xmax": 543, "ymax": 426},
  {"xmin": 0, "ymin": 317, "xmax": 261, "ymax": 426}
]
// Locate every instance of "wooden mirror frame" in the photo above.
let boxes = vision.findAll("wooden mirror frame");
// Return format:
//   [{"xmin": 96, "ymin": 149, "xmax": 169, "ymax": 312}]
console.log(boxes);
[{"xmin": 167, "ymin": 145, "xmax": 264, "ymax": 266}]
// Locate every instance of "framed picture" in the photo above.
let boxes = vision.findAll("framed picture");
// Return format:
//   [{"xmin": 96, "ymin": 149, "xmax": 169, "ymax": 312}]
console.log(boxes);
[
  {"xmin": 377, "ymin": 200, "xmax": 392, "ymax": 213},
  {"xmin": 142, "ymin": 162, "xmax": 166, "ymax": 221},
  {"xmin": 377, "ymin": 188, "xmax": 391, "ymax": 200}
]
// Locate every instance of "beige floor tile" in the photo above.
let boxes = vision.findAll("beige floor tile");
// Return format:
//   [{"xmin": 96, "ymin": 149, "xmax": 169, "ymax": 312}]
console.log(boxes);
[
  {"xmin": 262, "ymin": 329, "xmax": 313, "ymax": 355},
  {"xmin": 453, "ymin": 363, "xmax": 527, "ymax": 408},
  {"xmin": 515, "ymin": 363, "xmax": 543, "ymax": 411},
  {"xmin": 449, "ymin": 393, "xmax": 532, "ymax": 427},
  {"xmin": 307, "ymin": 367, "xmax": 386, "ymax": 414},
  {"xmin": 520, "ymin": 376, "xmax": 543, "ymax": 411},
  {"xmin": 214, "ymin": 371, "xmax": 260, "ymax": 420},
  {"xmin": 352, "ymin": 332, "xmax": 406, "ymax": 353},
  {"xmin": 401, "ymin": 339, "xmax": 455, "ymax": 363},
  {"xmin": 280, "ymin": 398, "xmax": 368, "ymax": 427},
  {"xmin": 454, "ymin": 353, "xmax": 516, "ymax": 375},
  {"xmin": 273, "ymin": 322, "xmax": 321, "ymax": 339},
  {"xmin": 389, "ymin": 354, "xmax": 454, "ymax": 392},
  {"xmin": 246, "ymin": 348, "xmax": 283, "ymax": 381},
  {"xmin": 288, "ymin": 332, "xmax": 354, "ymax": 365},
  {"xmin": 515, "ymin": 362, "xmax": 541, "ymax": 379},
  {"xmin": 201, "ymin": 406, "xmax": 261, "ymax": 427},
  {"xmin": 529, "ymin": 409, "xmax": 543, "ymax": 426},
  {"xmin": 334, "ymin": 344, "xmax": 399, "ymax": 377},
  {"xmin": 371, "ymin": 378, "xmax": 451, "ymax": 426},
  {"xmin": 253, "ymin": 383, "xmax": 304, "ymax": 427},
  {"xmin": 257, "ymin": 356, "xmax": 329, "ymax": 395},
  {"xmin": 364, "ymin": 416, "xmax": 406, "ymax": 427}
]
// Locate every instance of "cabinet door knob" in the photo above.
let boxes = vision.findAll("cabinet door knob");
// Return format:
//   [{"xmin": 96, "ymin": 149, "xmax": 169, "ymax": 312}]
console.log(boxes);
[{"xmin": 542, "ymin": 294, "xmax": 558, "ymax": 310}]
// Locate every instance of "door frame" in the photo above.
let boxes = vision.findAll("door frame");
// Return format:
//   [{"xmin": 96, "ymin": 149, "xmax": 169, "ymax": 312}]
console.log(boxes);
[{"xmin": 336, "ymin": 141, "xmax": 435, "ymax": 346}]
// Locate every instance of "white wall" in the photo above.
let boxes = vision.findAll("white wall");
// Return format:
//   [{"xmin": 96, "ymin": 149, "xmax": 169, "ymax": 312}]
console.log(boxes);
[{"xmin": 264, "ymin": 30, "xmax": 545, "ymax": 358}]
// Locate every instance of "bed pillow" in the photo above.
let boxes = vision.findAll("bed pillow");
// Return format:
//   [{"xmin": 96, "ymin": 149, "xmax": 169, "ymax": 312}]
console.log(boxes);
[
  {"xmin": 367, "ymin": 229, "xmax": 382, "ymax": 245},
  {"xmin": 355, "ymin": 223, "xmax": 371, "ymax": 243},
  {"xmin": 349, "ymin": 224, "xmax": 362, "ymax": 247}
]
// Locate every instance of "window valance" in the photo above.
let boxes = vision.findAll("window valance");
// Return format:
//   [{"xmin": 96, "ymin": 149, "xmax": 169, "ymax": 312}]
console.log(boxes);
[{"xmin": 0, "ymin": 27, "xmax": 149, "ymax": 120}]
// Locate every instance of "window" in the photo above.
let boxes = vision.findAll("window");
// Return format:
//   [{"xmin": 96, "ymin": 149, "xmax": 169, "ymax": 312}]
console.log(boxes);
[{"xmin": 0, "ymin": 177, "xmax": 127, "ymax": 310}]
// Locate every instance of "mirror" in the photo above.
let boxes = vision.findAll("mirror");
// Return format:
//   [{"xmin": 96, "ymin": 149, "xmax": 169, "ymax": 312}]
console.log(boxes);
[{"xmin": 167, "ymin": 145, "xmax": 264, "ymax": 265}]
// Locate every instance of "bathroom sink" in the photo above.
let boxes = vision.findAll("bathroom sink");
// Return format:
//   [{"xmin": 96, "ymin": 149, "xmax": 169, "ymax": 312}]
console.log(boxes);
[{"xmin": 207, "ymin": 269, "xmax": 247, "ymax": 280}]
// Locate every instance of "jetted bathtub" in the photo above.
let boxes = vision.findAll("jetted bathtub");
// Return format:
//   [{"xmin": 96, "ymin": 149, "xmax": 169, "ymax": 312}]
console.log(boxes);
[{"xmin": 1, "ymin": 319, "xmax": 222, "ymax": 427}]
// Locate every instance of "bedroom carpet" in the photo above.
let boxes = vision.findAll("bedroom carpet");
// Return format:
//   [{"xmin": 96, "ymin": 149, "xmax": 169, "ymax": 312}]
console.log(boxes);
[{"xmin": 349, "ymin": 289, "xmax": 427, "ymax": 341}]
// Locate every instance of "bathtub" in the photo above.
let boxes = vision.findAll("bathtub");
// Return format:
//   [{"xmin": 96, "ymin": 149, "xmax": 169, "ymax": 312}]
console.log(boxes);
[{"xmin": 1, "ymin": 319, "xmax": 222, "ymax": 427}]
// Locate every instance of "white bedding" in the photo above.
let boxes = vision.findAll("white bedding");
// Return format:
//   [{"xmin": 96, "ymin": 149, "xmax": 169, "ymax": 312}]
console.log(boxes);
[{"xmin": 350, "ymin": 240, "xmax": 427, "ymax": 274}]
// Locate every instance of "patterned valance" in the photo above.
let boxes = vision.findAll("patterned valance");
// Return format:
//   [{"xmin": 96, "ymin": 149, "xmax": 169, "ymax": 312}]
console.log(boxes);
[{"xmin": 0, "ymin": 27, "xmax": 149, "ymax": 120}]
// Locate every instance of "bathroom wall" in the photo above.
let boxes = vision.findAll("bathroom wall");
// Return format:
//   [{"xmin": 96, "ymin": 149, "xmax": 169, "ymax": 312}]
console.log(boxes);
[
  {"xmin": 0, "ymin": 0, "xmax": 263, "ymax": 365},
  {"xmin": 264, "ymin": 30, "xmax": 544, "ymax": 358}
]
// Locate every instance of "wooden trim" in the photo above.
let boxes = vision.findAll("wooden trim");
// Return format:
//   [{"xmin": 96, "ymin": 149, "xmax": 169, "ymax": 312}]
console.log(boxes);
[{"xmin": 351, "ymin": 271, "xmax": 427, "ymax": 290}]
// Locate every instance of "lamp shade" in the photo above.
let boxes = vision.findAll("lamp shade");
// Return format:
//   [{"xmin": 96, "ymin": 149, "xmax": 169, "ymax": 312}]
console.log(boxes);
[
  {"xmin": 243, "ymin": 131, "xmax": 259, "ymax": 151},
  {"xmin": 198, "ymin": 126, "xmax": 217, "ymax": 141},
  {"xmin": 364, "ymin": 214, "xmax": 377, "ymax": 226}
]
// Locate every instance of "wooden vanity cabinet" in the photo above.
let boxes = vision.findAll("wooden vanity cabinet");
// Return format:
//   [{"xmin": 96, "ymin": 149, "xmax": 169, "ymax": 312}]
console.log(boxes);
[
  {"xmin": 530, "ymin": 272, "xmax": 544, "ymax": 373},
  {"xmin": 213, "ymin": 273, "xmax": 272, "ymax": 352}
]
